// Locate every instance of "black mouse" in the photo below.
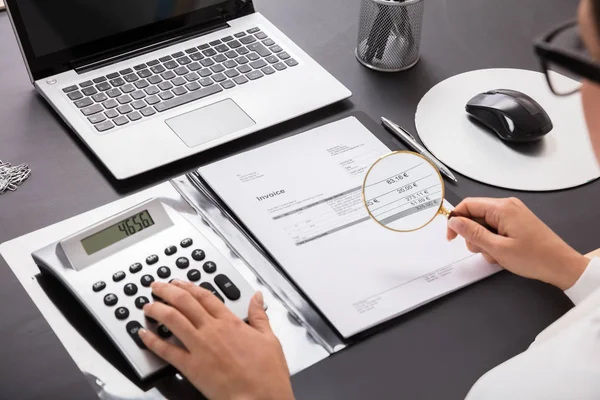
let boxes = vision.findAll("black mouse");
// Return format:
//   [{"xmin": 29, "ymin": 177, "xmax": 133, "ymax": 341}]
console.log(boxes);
[{"xmin": 465, "ymin": 89, "xmax": 553, "ymax": 142}]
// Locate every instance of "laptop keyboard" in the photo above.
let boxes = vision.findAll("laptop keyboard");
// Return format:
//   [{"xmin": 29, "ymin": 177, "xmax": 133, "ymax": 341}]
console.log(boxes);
[{"xmin": 61, "ymin": 27, "xmax": 298, "ymax": 133}]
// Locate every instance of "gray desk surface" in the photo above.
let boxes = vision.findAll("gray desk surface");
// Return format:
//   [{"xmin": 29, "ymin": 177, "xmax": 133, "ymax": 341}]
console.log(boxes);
[{"xmin": 0, "ymin": 0, "xmax": 594, "ymax": 399}]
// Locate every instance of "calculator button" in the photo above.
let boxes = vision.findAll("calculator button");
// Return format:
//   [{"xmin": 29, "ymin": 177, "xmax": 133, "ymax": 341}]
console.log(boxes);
[
  {"xmin": 157, "ymin": 324, "xmax": 172, "ymax": 338},
  {"xmin": 214, "ymin": 274, "xmax": 241, "ymax": 301},
  {"xmin": 104, "ymin": 293, "xmax": 118, "ymax": 306},
  {"xmin": 135, "ymin": 296, "xmax": 150, "ymax": 309},
  {"xmin": 124, "ymin": 283, "xmax": 138, "ymax": 296},
  {"xmin": 203, "ymin": 261, "xmax": 217, "ymax": 274},
  {"xmin": 176, "ymin": 257, "xmax": 190, "ymax": 269},
  {"xmin": 126, "ymin": 321, "xmax": 147, "ymax": 349},
  {"xmin": 180, "ymin": 238, "xmax": 193, "ymax": 248},
  {"xmin": 146, "ymin": 254, "xmax": 159, "ymax": 265},
  {"xmin": 141, "ymin": 274, "xmax": 155, "ymax": 287},
  {"xmin": 113, "ymin": 271, "xmax": 126, "ymax": 282},
  {"xmin": 192, "ymin": 249, "xmax": 206, "ymax": 261},
  {"xmin": 115, "ymin": 307, "xmax": 129, "ymax": 320},
  {"xmin": 92, "ymin": 281, "xmax": 106, "ymax": 292},
  {"xmin": 199, "ymin": 282, "xmax": 224, "ymax": 302},
  {"xmin": 187, "ymin": 269, "xmax": 201, "ymax": 282},
  {"xmin": 157, "ymin": 266, "xmax": 171, "ymax": 279},
  {"xmin": 165, "ymin": 246, "xmax": 177, "ymax": 256},
  {"xmin": 129, "ymin": 263, "xmax": 143, "ymax": 274}
]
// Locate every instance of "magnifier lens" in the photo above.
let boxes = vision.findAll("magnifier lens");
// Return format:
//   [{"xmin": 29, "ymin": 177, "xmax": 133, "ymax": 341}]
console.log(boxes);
[{"xmin": 363, "ymin": 152, "xmax": 445, "ymax": 232}]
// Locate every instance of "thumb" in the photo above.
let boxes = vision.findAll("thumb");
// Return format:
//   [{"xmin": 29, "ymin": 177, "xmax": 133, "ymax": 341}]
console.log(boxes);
[
  {"xmin": 448, "ymin": 217, "xmax": 502, "ymax": 254},
  {"xmin": 248, "ymin": 291, "xmax": 272, "ymax": 334}
]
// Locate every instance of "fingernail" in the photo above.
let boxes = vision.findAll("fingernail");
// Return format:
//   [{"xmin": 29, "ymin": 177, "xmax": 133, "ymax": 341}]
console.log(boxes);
[
  {"xmin": 171, "ymin": 279, "xmax": 182, "ymax": 286},
  {"xmin": 448, "ymin": 217, "xmax": 464, "ymax": 233},
  {"xmin": 139, "ymin": 328, "xmax": 148, "ymax": 337},
  {"xmin": 254, "ymin": 291, "xmax": 264, "ymax": 307},
  {"xmin": 151, "ymin": 282, "xmax": 164, "ymax": 288}
]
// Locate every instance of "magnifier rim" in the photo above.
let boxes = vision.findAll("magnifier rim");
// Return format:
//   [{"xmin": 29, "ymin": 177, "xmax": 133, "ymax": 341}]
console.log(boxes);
[{"xmin": 362, "ymin": 150, "xmax": 446, "ymax": 233}]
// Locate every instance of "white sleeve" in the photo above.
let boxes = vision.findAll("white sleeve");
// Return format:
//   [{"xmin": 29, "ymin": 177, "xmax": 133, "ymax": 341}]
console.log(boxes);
[{"xmin": 564, "ymin": 257, "xmax": 600, "ymax": 305}]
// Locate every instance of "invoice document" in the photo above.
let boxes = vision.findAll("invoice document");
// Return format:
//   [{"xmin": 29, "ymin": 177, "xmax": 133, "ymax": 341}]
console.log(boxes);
[{"xmin": 200, "ymin": 117, "xmax": 501, "ymax": 337}]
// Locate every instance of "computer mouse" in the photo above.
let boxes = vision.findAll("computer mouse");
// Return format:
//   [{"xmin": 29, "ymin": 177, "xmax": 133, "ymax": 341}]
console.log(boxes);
[{"xmin": 465, "ymin": 89, "xmax": 553, "ymax": 142}]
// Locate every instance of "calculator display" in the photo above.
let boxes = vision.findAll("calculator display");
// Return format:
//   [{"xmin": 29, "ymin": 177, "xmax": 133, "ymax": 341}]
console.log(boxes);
[{"xmin": 81, "ymin": 210, "xmax": 155, "ymax": 255}]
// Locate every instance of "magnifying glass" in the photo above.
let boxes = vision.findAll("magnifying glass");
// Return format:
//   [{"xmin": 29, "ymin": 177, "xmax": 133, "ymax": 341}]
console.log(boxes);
[{"xmin": 362, "ymin": 151, "xmax": 451, "ymax": 232}]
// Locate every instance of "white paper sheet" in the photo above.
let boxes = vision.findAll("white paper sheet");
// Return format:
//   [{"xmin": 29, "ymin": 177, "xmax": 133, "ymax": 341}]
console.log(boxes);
[{"xmin": 200, "ymin": 117, "xmax": 500, "ymax": 337}]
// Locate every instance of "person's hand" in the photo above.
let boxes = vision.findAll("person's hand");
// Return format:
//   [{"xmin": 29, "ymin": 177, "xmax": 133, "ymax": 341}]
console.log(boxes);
[
  {"xmin": 138, "ymin": 281, "xmax": 294, "ymax": 400},
  {"xmin": 447, "ymin": 197, "xmax": 589, "ymax": 290}
]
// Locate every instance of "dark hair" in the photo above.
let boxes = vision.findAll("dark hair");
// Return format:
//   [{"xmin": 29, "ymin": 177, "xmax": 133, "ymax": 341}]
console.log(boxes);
[{"xmin": 594, "ymin": 0, "xmax": 600, "ymax": 32}]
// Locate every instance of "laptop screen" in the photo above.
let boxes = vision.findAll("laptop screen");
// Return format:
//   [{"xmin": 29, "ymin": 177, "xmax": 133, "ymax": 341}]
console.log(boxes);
[{"xmin": 6, "ymin": 0, "xmax": 252, "ymax": 80}]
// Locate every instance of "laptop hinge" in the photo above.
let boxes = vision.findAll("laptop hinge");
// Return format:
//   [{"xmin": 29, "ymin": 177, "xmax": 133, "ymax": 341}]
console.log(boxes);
[{"xmin": 73, "ymin": 20, "xmax": 229, "ymax": 74}]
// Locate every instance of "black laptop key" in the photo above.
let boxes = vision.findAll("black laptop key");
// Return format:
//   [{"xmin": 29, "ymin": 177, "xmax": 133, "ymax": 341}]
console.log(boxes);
[
  {"xmin": 95, "ymin": 120, "xmax": 115, "ymax": 132},
  {"xmin": 117, "ymin": 104, "xmax": 133, "ymax": 114},
  {"xmin": 273, "ymin": 62, "xmax": 287, "ymax": 71},
  {"xmin": 131, "ymin": 90, "xmax": 146, "ymax": 100},
  {"xmin": 214, "ymin": 274, "xmax": 241, "ymax": 301},
  {"xmin": 117, "ymin": 95, "xmax": 133, "ymax": 104},
  {"xmin": 247, "ymin": 52, "xmax": 260, "ymax": 61},
  {"xmin": 148, "ymin": 75, "xmax": 162, "ymax": 84},
  {"xmin": 235, "ymin": 56, "xmax": 249, "ymax": 64},
  {"xmin": 200, "ymin": 58, "xmax": 215, "ymax": 67},
  {"xmin": 212, "ymin": 73, "xmax": 226, "ymax": 82},
  {"xmin": 119, "ymin": 68, "xmax": 133, "ymax": 75},
  {"xmin": 159, "ymin": 55, "xmax": 172, "ymax": 62},
  {"xmin": 164, "ymin": 60, "xmax": 178, "ymax": 69},
  {"xmin": 266, "ymin": 55, "xmax": 279, "ymax": 64},
  {"xmin": 81, "ymin": 104, "xmax": 103, "ymax": 116},
  {"xmin": 185, "ymin": 72, "xmax": 199, "ymax": 82},
  {"xmin": 177, "ymin": 56, "xmax": 191, "ymax": 65},
  {"xmin": 250, "ymin": 59, "xmax": 267, "ymax": 69},
  {"xmin": 248, "ymin": 43, "xmax": 271, "ymax": 57},
  {"xmin": 221, "ymin": 36, "xmax": 234, "ymax": 42},
  {"xmin": 138, "ymin": 69, "xmax": 152, "ymax": 78},
  {"xmin": 202, "ymin": 48, "xmax": 217, "ymax": 57},
  {"xmin": 161, "ymin": 71, "xmax": 176, "ymax": 80},
  {"xmin": 209, "ymin": 39, "xmax": 222, "ymax": 46},
  {"xmin": 197, "ymin": 43, "xmax": 210, "ymax": 50},
  {"xmin": 171, "ymin": 51, "xmax": 185, "ymax": 58},
  {"xmin": 134, "ymin": 63, "xmax": 147, "ymax": 71},
  {"xmin": 285, "ymin": 59, "xmax": 299, "ymax": 67},
  {"xmin": 104, "ymin": 109, "xmax": 119, "ymax": 118},
  {"xmin": 278, "ymin": 52, "xmax": 291, "ymax": 60},
  {"xmin": 262, "ymin": 66, "xmax": 275, "ymax": 75},
  {"xmin": 234, "ymin": 75, "xmax": 248, "ymax": 85},
  {"xmin": 128, "ymin": 111, "xmax": 142, "ymax": 121},
  {"xmin": 145, "ymin": 95, "xmax": 160, "ymax": 105},
  {"xmin": 92, "ymin": 93, "xmax": 108, "ymax": 103},
  {"xmin": 80, "ymin": 80, "xmax": 93, "ymax": 88},
  {"xmin": 141, "ymin": 107, "xmax": 156, "ymax": 117},
  {"xmin": 134, "ymin": 79, "xmax": 149, "ymax": 89},
  {"xmin": 255, "ymin": 32, "xmax": 267, "ymax": 40},
  {"xmin": 215, "ymin": 44, "xmax": 229, "ymax": 53},
  {"xmin": 188, "ymin": 62, "xmax": 202, "ymax": 71},
  {"xmin": 159, "ymin": 81, "xmax": 174, "ymax": 91},
  {"xmin": 121, "ymin": 84, "xmax": 135, "ymax": 93},
  {"xmin": 132, "ymin": 100, "xmax": 146, "ymax": 110},
  {"xmin": 174, "ymin": 67, "xmax": 188, "ymax": 76},
  {"xmin": 190, "ymin": 53, "xmax": 204, "ymax": 61},
  {"xmin": 96, "ymin": 82, "xmax": 111, "ymax": 91},
  {"xmin": 225, "ymin": 69, "xmax": 239, "ymax": 78},
  {"xmin": 199, "ymin": 68, "xmax": 212, "ymax": 77},
  {"xmin": 246, "ymin": 70, "xmax": 264, "ymax": 81},
  {"xmin": 186, "ymin": 47, "xmax": 199, "ymax": 54},
  {"xmin": 172, "ymin": 86, "xmax": 187, "ymax": 96},
  {"xmin": 210, "ymin": 64, "xmax": 225, "ymax": 73},
  {"xmin": 271, "ymin": 45, "xmax": 283, "ymax": 53},
  {"xmin": 234, "ymin": 32, "xmax": 246, "ymax": 38},
  {"xmin": 237, "ymin": 64, "xmax": 252, "ymax": 74},
  {"xmin": 214, "ymin": 54, "xmax": 227, "ymax": 63},
  {"xmin": 107, "ymin": 88, "xmax": 122, "ymax": 98},
  {"xmin": 199, "ymin": 78, "xmax": 214, "ymax": 87},
  {"xmin": 63, "ymin": 85, "xmax": 78, "ymax": 93},
  {"xmin": 102, "ymin": 99, "xmax": 119, "ymax": 109},
  {"xmin": 228, "ymin": 40, "xmax": 243, "ymax": 48},
  {"xmin": 185, "ymin": 81, "xmax": 201, "ymax": 92},
  {"xmin": 247, "ymin": 27, "xmax": 260, "ymax": 34},
  {"xmin": 110, "ymin": 77, "xmax": 125, "ymax": 87},
  {"xmin": 114, "ymin": 116, "xmax": 129, "ymax": 126},
  {"xmin": 159, "ymin": 91, "xmax": 174, "ymax": 100},
  {"xmin": 151, "ymin": 65, "xmax": 166, "ymax": 74},
  {"xmin": 154, "ymin": 85, "xmax": 223, "ymax": 112},
  {"xmin": 68, "ymin": 91, "xmax": 84, "ymax": 101},
  {"xmin": 225, "ymin": 50, "xmax": 238, "ymax": 59},
  {"xmin": 237, "ymin": 47, "xmax": 250, "ymax": 55},
  {"xmin": 74, "ymin": 97, "xmax": 94, "ymax": 108},
  {"xmin": 107, "ymin": 72, "xmax": 120, "ymax": 79},
  {"xmin": 239, "ymin": 36, "xmax": 256, "ymax": 45},
  {"xmin": 145, "ymin": 86, "xmax": 160, "ymax": 95},
  {"xmin": 221, "ymin": 80, "xmax": 235, "ymax": 90},
  {"xmin": 147, "ymin": 59, "xmax": 160, "ymax": 66},
  {"xmin": 88, "ymin": 113, "xmax": 106, "ymax": 124},
  {"xmin": 172, "ymin": 77, "xmax": 186, "ymax": 86},
  {"xmin": 263, "ymin": 39, "xmax": 276, "ymax": 47},
  {"xmin": 93, "ymin": 76, "xmax": 107, "ymax": 83}
]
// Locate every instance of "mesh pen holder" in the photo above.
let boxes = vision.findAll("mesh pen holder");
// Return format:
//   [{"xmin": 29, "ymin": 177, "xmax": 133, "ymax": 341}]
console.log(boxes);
[{"xmin": 356, "ymin": 0, "xmax": 424, "ymax": 72}]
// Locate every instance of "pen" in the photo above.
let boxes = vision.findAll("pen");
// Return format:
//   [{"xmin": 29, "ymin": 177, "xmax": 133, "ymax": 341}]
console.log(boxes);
[{"xmin": 381, "ymin": 116, "xmax": 458, "ymax": 183}]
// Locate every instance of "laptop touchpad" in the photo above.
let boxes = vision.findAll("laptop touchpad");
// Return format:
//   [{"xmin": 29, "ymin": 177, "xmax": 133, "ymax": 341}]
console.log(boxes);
[{"xmin": 166, "ymin": 99, "xmax": 255, "ymax": 148}]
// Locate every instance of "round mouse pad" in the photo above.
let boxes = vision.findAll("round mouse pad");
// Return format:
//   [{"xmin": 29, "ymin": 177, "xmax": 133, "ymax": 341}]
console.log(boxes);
[{"xmin": 415, "ymin": 68, "xmax": 600, "ymax": 191}]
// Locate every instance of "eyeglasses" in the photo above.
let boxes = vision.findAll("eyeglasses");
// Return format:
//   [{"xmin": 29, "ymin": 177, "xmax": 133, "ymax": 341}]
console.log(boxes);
[{"xmin": 534, "ymin": 20, "xmax": 600, "ymax": 96}]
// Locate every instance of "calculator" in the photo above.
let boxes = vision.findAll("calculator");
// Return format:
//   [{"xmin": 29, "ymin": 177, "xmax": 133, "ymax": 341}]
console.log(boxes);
[{"xmin": 32, "ymin": 198, "xmax": 255, "ymax": 379}]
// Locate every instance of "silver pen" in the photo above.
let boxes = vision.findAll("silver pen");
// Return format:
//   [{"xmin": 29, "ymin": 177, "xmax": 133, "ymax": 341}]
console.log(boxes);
[{"xmin": 381, "ymin": 116, "xmax": 458, "ymax": 183}]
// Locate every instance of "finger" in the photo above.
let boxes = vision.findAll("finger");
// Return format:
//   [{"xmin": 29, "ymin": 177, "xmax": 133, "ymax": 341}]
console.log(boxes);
[
  {"xmin": 447, "ymin": 217, "xmax": 505, "ymax": 255},
  {"xmin": 450, "ymin": 198, "xmax": 505, "ymax": 229},
  {"xmin": 481, "ymin": 252, "xmax": 498, "ymax": 265},
  {"xmin": 144, "ymin": 302, "xmax": 198, "ymax": 347},
  {"xmin": 465, "ymin": 240, "xmax": 482, "ymax": 254},
  {"xmin": 447, "ymin": 226, "xmax": 459, "ymax": 241},
  {"xmin": 248, "ymin": 292, "xmax": 272, "ymax": 334},
  {"xmin": 172, "ymin": 280, "xmax": 230, "ymax": 319},
  {"xmin": 151, "ymin": 282, "xmax": 210, "ymax": 327},
  {"xmin": 139, "ymin": 328, "xmax": 189, "ymax": 370}
]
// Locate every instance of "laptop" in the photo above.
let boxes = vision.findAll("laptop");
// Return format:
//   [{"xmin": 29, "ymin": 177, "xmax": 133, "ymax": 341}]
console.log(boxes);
[{"xmin": 5, "ymin": 0, "xmax": 351, "ymax": 180}]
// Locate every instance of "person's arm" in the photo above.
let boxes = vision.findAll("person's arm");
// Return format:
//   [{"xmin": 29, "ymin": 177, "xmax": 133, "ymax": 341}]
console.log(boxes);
[{"xmin": 564, "ymin": 257, "xmax": 600, "ymax": 304}]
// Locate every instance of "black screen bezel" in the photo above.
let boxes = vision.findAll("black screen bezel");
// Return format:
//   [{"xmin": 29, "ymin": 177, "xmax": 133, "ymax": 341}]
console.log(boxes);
[{"xmin": 5, "ymin": 0, "xmax": 254, "ymax": 81}]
